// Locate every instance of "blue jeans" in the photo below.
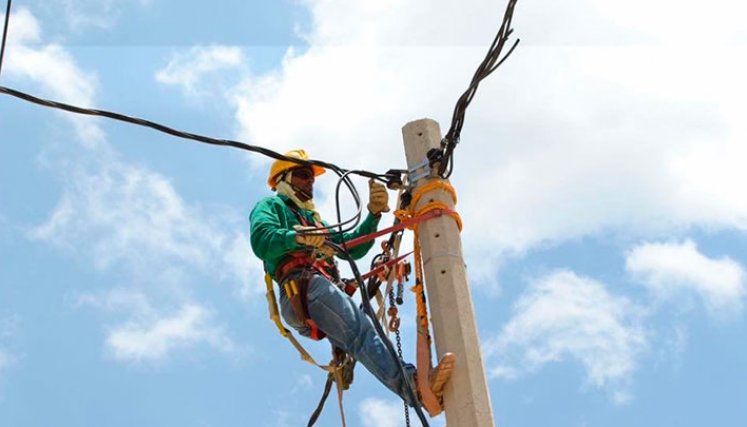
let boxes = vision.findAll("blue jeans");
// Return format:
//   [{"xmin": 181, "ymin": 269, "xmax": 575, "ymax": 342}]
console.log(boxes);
[{"xmin": 279, "ymin": 272, "xmax": 418, "ymax": 406}]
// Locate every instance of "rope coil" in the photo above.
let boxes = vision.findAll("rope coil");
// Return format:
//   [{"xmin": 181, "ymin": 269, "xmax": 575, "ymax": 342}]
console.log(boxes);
[{"xmin": 395, "ymin": 180, "xmax": 462, "ymax": 232}]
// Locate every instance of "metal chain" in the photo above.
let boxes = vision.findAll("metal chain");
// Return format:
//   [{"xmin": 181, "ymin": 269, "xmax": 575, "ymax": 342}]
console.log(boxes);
[{"xmin": 388, "ymin": 285, "xmax": 410, "ymax": 427}]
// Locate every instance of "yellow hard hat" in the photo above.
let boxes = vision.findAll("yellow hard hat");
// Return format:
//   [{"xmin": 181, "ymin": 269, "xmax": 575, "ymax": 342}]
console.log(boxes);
[{"xmin": 267, "ymin": 149, "xmax": 326, "ymax": 189}]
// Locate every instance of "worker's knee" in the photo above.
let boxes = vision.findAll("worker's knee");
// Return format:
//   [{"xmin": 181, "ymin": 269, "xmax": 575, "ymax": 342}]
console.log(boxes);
[{"xmin": 278, "ymin": 292, "xmax": 311, "ymax": 336}]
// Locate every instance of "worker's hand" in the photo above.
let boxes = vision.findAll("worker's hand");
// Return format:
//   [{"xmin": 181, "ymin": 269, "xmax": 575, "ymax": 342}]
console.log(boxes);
[
  {"xmin": 294, "ymin": 225, "xmax": 326, "ymax": 248},
  {"xmin": 315, "ymin": 244, "xmax": 336, "ymax": 259},
  {"xmin": 367, "ymin": 179, "xmax": 390, "ymax": 216}
]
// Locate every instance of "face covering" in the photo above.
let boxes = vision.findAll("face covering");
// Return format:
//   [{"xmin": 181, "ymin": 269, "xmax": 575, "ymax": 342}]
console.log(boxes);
[{"xmin": 275, "ymin": 171, "xmax": 322, "ymax": 223}]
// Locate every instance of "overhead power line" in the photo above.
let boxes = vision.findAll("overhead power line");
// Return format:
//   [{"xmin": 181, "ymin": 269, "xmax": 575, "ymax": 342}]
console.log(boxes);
[
  {"xmin": 0, "ymin": 86, "xmax": 390, "ymax": 182},
  {"xmin": 3, "ymin": 85, "xmax": 393, "ymax": 237},
  {"xmin": 0, "ymin": 0, "xmax": 519, "ymax": 185},
  {"xmin": 0, "ymin": 0, "xmax": 12, "ymax": 78}
]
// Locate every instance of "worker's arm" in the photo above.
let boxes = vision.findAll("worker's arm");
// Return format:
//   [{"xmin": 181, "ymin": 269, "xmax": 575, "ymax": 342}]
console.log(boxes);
[
  {"xmin": 328, "ymin": 212, "xmax": 381, "ymax": 260},
  {"xmin": 328, "ymin": 180, "xmax": 389, "ymax": 259},
  {"xmin": 249, "ymin": 197, "xmax": 303, "ymax": 261}
]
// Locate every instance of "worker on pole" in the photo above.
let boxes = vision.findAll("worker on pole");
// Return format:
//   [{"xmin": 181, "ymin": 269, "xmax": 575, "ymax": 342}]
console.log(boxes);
[{"xmin": 249, "ymin": 149, "xmax": 455, "ymax": 412}]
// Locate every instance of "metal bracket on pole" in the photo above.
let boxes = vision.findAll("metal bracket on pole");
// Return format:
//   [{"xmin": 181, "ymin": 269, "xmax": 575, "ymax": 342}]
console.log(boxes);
[{"xmin": 407, "ymin": 157, "xmax": 431, "ymax": 188}]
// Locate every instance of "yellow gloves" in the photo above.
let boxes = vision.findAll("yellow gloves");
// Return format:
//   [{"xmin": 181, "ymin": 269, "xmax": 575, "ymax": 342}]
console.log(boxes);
[
  {"xmin": 294, "ymin": 225, "xmax": 335, "ymax": 258},
  {"xmin": 294, "ymin": 225, "xmax": 325, "ymax": 248},
  {"xmin": 368, "ymin": 179, "xmax": 390, "ymax": 216},
  {"xmin": 315, "ymin": 245, "xmax": 336, "ymax": 259}
]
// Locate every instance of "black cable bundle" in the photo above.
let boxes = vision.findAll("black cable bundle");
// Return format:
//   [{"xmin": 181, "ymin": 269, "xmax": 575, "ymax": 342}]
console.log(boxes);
[
  {"xmin": 440, "ymin": 0, "xmax": 521, "ymax": 178},
  {"xmin": 0, "ymin": 0, "xmax": 12, "ymax": 78}
]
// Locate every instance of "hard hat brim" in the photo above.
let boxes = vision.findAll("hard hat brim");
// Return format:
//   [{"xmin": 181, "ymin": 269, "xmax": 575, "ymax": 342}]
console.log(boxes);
[{"xmin": 267, "ymin": 161, "xmax": 325, "ymax": 189}]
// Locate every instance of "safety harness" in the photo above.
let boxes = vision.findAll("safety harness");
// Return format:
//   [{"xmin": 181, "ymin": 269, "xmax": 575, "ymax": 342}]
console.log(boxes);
[
  {"xmin": 274, "ymin": 199, "xmax": 341, "ymax": 340},
  {"xmin": 264, "ymin": 199, "xmax": 358, "ymax": 426}
]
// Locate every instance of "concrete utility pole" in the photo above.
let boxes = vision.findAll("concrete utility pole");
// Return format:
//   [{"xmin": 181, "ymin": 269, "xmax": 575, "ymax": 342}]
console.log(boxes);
[{"xmin": 402, "ymin": 118, "xmax": 495, "ymax": 427}]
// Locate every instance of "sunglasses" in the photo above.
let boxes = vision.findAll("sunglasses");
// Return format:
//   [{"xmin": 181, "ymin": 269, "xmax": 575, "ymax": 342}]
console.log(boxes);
[{"xmin": 291, "ymin": 168, "xmax": 315, "ymax": 180}]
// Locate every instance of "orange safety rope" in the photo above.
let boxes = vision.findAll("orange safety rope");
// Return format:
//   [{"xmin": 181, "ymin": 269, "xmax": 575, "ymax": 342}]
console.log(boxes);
[
  {"xmin": 395, "ymin": 180, "xmax": 462, "ymax": 416},
  {"xmin": 394, "ymin": 181, "xmax": 462, "ymax": 232},
  {"xmin": 393, "ymin": 181, "xmax": 462, "ymax": 336}
]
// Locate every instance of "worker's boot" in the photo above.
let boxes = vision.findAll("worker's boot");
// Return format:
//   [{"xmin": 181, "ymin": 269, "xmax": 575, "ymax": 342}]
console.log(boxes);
[
  {"xmin": 429, "ymin": 352, "xmax": 456, "ymax": 401},
  {"xmin": 416, "ymin": 352, "xmax": 457, "ymax": 416}
]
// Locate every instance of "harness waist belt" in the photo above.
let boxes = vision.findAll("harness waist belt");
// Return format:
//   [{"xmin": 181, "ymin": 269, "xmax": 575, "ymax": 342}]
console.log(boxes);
[
  {"xmin": 275, "ymin": 256, "xmax": 315, "ymax": 283},
  {"xmin": 275, "ymin": 255, "xmax": 335, "ymax": 283}
]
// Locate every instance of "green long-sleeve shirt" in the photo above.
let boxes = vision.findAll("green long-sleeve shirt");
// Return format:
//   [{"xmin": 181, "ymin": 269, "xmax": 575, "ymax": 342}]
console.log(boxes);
[{"xmin": 249, "ymin": 194, "xmax": 381, "ymax": 278}]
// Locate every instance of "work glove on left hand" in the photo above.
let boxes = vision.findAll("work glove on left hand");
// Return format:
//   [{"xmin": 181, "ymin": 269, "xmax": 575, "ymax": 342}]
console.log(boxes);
[
  {"xmin": 367, "ymin": 179, "xmax": 390, "ymax": 216},
  {"xmin": 315, "ymin": 246, "xmax": 336, "ymax": 260},
  {"xmin": 294, "ymin": 225, "xmax": 326, "ymax": 248}
]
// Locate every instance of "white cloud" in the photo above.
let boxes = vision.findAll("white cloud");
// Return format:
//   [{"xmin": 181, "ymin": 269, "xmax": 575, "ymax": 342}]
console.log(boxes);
[
  {"xmin": 29, "ymin": 147, "xmax": 262, "ymax": 299},
  {"xmin": 300, "ymin": 0, "xmax": 747, "ymax": 47},
  {"xmin": 8, "ymin": 8, "xmax": 261, "ymax": 363},
  {"xmin": 626, "ymin": 240, "xmax": 746, "ymax": 316},
  {"xmin": 30, "ymin": 145, "xmax": 262, "ymax": 359},
  {"xmin": 105, "ymin": 302, "xmax": 234, "ymax": 363},
  {"xmin": 3, "ymin": 7, "xmax": 103, "ymax": 144},
  {"xmin": 586, "ymin": 0, "xmax": 747, "ymax": 44},
  {"xmin": 655, "ymin": 324, "xmax": 688, "ymax": 372},
  {"xmin": 485, "ymin": 270, "xmax": 648, "ymax": 403},
  {"xmin": 358, "ymin": 398, "xmax": 409, "ymax": 427},
  {"xmin": 76, "ymin": 289, "xmax": 239, "ymax": 364},
  {"xmin": 31, "ymin": 157, "xmax": 212, "ymax": 270},
  {"xmin": 292, "ymin": 374, "xmax": 313, "ymax": 393},
  {"xmin": 6, "ymin": 36, "xmax": 258, "ymax": 291},
  {"xmin": 230, "ymin": 0, "xmax": 747, "ymax": 286},
  {"xmin": 155, "ymin": 45, "xmax": 246, "ymax": 97}
]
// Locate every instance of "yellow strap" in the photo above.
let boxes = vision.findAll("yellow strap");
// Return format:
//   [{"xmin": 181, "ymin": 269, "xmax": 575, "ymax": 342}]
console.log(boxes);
[
  {"xmin": 374, "ymin": 290, "xmax": 387, "ymax": 331},
  {"xmin": 266, "ymin": 276, "xmax": 351, "ymax": 426},
  {"xmin": 264, "ymin": 273, "xmax": 334, "ymax": 372},
  {"xmin": 265, "ymin": 273, "xmax": 289, "ymax": 337},
  {"xmin": 334, "ymin": 367, "xmax": 347, "ymax": 427}
]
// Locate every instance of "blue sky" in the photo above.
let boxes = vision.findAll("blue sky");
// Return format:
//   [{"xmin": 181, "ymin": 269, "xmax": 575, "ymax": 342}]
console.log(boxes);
[{"xmin": 1, "ymin": 1, "xmax": 747, "ymax": 426}]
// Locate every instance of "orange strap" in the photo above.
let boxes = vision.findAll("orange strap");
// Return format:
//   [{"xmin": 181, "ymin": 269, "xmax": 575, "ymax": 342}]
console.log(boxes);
[
  {"xmin": 398, "ymin": 180, "xmax": 462, "ymax": 333},
  {"xmin": 404, "ymin": 180, "xmax": 462, "ymax": 416}
]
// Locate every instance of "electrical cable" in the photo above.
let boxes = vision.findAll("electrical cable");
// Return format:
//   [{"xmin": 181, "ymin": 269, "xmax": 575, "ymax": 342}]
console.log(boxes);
[
  {"xmin": 439, "ymin": 0, "xmax": 520, "ymax": 178},
  {"xmin": 327, "ymin": 242, "xmax": 430, "ymax": 427},
  {"xmin": 0, "ymin": 10, "xmax": 384, "ymax": 235},
  {"xmin": 288, "ymin": 167, "xmax": 365, "ymax": 237},
  {"xmin": 327, "ymin": 169, "xmax": 364, "ymax": 235},
  {"xmin": 0, "ymin": 0, "xmax": 11, "ymax": 78},
  {"xmin": 0, "ymin": 0, "xmax": 394, "ymax": 212},
  {"xmin": 0, "ymin": 85, "xmax": 390, "ymax": 183},
  {"xmin": 329, "ymin": 172, "xmax": 430, "ymax": 427}
]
